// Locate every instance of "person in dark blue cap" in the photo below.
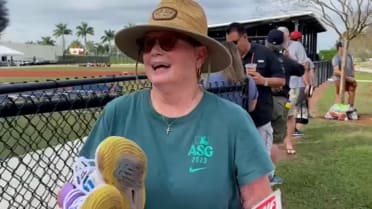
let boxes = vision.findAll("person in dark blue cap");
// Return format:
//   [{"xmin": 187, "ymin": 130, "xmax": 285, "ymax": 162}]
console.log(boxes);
[{"xmin": 267, "ymin": 28, "xmax": 305, "ymax": 184}]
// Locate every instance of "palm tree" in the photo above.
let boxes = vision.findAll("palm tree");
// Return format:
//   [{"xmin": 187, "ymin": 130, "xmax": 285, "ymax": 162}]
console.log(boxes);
[
  {"xmin": 76, "ymin": 22, "xmax": 94, "ymax": 55},
  {"xmin": 0, "ymin": 0, "xmax": 9, "ymax": 33},
  {"xmin": 101, "ymin": 29, "xmax": 115, "ymax": 55},
  {"xmin": 53, "ymin": 23, "xmax": 72, "ymax": 56},
  {"xmin": 38, "ymin": 36, "xmax": 55, "ymax": 46}
]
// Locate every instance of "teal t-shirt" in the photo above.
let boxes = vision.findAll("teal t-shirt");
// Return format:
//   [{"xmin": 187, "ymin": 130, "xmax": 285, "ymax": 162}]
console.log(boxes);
[{"xmin": 80, "ymin": 88, "xmax": 273, "ymax": 209}]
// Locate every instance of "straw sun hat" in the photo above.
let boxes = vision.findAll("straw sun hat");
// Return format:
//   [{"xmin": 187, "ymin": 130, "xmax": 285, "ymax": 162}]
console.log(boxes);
[{"xmin": 115, "ymin": 0, "xmax": 232, "ymax": 73}]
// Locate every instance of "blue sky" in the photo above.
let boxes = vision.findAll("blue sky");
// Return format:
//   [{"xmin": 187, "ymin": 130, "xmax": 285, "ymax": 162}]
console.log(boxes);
[{"xmin": 1, "ymin": 0, "xmax": 337, "ymax": 51}]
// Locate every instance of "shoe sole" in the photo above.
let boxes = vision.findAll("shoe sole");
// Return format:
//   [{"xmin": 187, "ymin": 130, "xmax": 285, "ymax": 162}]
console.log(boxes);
[
  {"xmin": 80, "ymin": 184, "xmax": 125, "ymax": 209},
  {"xmin": 96, "ymin": 136, "xmax": 147, "ymax": 209},
  {"xmin": 270, "ymin": 177, "xmax": 283, "ymax": 186},
  {"xmin": 270, "ymin": 182, "xmax": 283, "ymax": 186}
]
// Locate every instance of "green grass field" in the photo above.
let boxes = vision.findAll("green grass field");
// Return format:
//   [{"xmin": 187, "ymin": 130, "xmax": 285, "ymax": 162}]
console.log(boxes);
[
  {"xmin": 355, "ymin": 71, "xmax": 372, "ymax": 80},
  {"xmin": 0, "ymin": 110, "xmax": 100, "ymax": 159},
  {"xmin": 276, "ymin": 81, "xmax": 372, "ymax": 209}
]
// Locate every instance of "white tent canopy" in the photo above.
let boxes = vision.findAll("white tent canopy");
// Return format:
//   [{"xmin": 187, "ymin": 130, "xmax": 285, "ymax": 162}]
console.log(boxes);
[{"xmin": 0, "ymin": 45, "xmax": 24, "ymax": 56}]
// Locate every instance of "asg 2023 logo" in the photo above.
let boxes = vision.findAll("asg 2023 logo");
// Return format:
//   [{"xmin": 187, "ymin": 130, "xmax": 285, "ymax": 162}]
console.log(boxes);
[{"xmin": 187, "ymin": 136, "xmax": 214, "ymax": 173}]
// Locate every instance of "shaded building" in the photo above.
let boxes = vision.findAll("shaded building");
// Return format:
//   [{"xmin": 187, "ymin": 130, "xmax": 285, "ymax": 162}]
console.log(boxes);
[
  {"xmin": 208, "ymin": 11, "xmax": 327, "ymax": 60},
  {"xmin": 0, "ymin": 41, "xmax": 63, "ymax": 64}
]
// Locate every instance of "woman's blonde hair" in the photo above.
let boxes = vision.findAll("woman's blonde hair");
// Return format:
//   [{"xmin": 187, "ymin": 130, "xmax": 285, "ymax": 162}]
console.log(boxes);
[{"xmin": 221, "ymin": 41, "xmax": 246, "ymax": 83}]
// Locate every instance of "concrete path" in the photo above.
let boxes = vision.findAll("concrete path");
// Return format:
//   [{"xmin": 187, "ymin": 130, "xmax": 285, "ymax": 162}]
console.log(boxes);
[{"xmin": 356, "ymin": 66, "xmax": 372, "ymax": 73}]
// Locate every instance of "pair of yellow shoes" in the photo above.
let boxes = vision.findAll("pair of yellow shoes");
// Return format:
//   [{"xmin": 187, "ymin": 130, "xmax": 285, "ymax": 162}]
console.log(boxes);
[{"xmin": 77, "ymin": 136, "xmax": 147, "ymax": 209}]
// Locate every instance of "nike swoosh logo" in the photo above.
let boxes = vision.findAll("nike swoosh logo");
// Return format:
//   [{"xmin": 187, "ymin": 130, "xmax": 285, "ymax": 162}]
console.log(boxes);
[{"xmin": 189, "ymin": 167, "xmax": 207, "ymax": 173}]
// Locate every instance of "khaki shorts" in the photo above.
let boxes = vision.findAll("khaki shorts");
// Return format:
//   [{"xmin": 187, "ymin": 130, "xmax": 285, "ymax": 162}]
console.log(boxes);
[
  {"xmin": 288, "ymin": 87, "xmax": 306, "ymax": 116},
  {"xmin": 271, "ymin": 96, "xmax": 289, "ymax": 144}
]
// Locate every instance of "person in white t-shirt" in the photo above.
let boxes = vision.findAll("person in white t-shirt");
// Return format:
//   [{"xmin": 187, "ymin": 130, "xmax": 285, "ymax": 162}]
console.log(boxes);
[{"xmin": 278, "ymin": 27, "xmax": 310, "ymax": 154}]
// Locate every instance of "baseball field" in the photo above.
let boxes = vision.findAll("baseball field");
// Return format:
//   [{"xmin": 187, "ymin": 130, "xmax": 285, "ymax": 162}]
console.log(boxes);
[{"xmin": 0, "ymin": 64, "xmax": 145, "ymax": 83}]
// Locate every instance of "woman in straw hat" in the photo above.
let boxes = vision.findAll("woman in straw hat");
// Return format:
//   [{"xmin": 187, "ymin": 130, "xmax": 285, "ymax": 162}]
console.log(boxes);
[{"xmin": 79, "ymin": 0, "xmax": 274, "ymax": 208}]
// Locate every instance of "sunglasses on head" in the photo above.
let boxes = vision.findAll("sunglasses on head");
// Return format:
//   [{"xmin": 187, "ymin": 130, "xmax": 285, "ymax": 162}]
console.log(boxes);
[{"xmin": 136, "ymin": 32, "xmax": 202, "ymax": 53}]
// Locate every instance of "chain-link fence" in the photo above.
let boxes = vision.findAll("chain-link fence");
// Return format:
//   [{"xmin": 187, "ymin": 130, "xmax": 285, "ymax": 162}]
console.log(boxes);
[
  {"xmin": 0, "ymin": 61, "xmax": 332, "ymax": 209},
  {"xmin": 0, "ymin": 75, "xmax": 151, "ymax": 209}
]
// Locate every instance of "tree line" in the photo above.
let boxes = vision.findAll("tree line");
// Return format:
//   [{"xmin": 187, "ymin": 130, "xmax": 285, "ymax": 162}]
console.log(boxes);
[{"xmin": 26, "ymin": 22, "xmax": 130, "ymax": 57}]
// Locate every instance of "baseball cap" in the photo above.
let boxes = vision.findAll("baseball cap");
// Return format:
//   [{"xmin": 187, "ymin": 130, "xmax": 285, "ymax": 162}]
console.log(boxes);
[
  {"xmin": 290, "ymin": 31, "xmax": 302, "ymax": 39},
  {"xmin": 277, "ymin": 26, "xmax": 289, "ymax": 34},
  {"xmin": 267, "ymin": 29, "xmax": 284, "ymax": 45}
]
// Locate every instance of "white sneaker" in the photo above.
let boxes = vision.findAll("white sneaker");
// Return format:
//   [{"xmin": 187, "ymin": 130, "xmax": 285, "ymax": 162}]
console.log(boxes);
[
  {"xmin": 59, "ymin": 157, "xmax": 130, "ymax": 209},
  {"xmin": 72, "ymin": 157, "xmax": 105, "ymax": 194},
  {"xmin": 95, "ymin": 136, "xmax": 147, "ymax": 209},
  {"xmin": 58, "ymin": 136, "xmax": 147, "ymax": 209}
]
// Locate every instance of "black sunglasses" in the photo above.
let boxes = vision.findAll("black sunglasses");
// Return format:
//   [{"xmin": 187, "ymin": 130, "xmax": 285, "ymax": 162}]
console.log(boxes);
[{"xmin": 136, "ymin": 33, "xmax": 202, "ymax": 53}]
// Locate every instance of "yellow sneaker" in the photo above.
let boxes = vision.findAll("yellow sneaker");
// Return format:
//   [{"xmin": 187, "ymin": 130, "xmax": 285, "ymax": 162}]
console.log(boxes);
[
  {"xmin": 80, "ymin": 184, "xmax": 126, "ymax": 209},
  {"xmin": 95, "ymin": 136, "xmax": 147, "ymax": 209}
]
